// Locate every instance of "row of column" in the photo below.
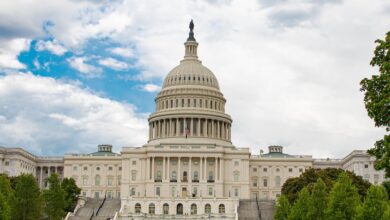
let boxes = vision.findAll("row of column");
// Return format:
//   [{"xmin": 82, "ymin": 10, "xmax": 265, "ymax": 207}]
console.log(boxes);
[
  {"xmin": 36, "ymin": 166, "xmax": 63, "ymax": 188},
  {"xmin": 145, "ymin": 157, "xmax": 224, "ymax": 182},
  {"xmin": 149, "ymin": 118, "xmax": 231, "ymax": 140}
]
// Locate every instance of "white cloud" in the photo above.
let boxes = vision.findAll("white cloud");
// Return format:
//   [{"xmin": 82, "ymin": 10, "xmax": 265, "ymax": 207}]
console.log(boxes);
[
  {"xmin": 0, "ymin": 72, "xmax": 148, "ymax": 155},
  {"xmin": 108, "ymin": 47, "xmax": 134, "ymax": 58},
  {"xmin": 142, "ymin": 83, "xmax": 161, "ymax": 92},
  {"xmin": 35, "ymin": 40, "xmax": 67, "ymax": 55},
  {"xmin": 67, "ymin": 56, "xmax": 102, "ymax": 78},
  {"xmin": 0, "ymin": 0, "xmax": 389, "ymax": 157},
  {"xmin": 98, "ymin": 57, "xmax": 129, "ymax": 70},
  {"xmin": 0, "ymin": 38, "xmax": 30, "ymax": 69}
]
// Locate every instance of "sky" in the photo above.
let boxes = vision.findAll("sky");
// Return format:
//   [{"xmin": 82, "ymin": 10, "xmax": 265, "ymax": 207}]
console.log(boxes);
[{"xmin": 0, "ymin": 0, "xmax": 388, "ymax": 158}]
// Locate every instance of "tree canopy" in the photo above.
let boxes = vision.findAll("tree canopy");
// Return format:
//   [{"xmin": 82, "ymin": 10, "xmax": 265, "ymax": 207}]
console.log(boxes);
[
  {"xmin": 42, "ymin": 173, "xmax": 66, "ymax": 220},
  {"xmin": 360, "ymin": 31, "xmax": 390, "ymax": 177}
]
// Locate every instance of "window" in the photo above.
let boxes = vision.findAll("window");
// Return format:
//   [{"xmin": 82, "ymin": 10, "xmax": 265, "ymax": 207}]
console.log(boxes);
[
  {"xmin": 288, "ymin": 168, "xmax": 293, "ymax": 172},
  {"xmin": 82, "ymin": 176, "xmax": 88, "ymax": 185},
  {"xmin": 234, "ymin": 188, "xmax": 239, "ymax": 197},
  {"xmin": 172, "ymin": 171, "xmax": 177, "ymax": 180},
  {"xmin": 171, "ymin": 186, "xmax": 176, "ymax": 197},
  {"xmin": 95, "ymin": 175, "xmax": 100, "ymax": 186},
  {"xmin": 132, "ymin": 160, "xmax": 137, "ymax": 165},
  {"xmin": 83, "ymin": 167, "xmax": 87, "ymax": 171},
  {"xmin": 107, "ymin": 176, "xmax": 113, "ymax": 186},
  {"xmin": 219, "ymin": 204, "xmax": 225, "ymax": 214},
  {"xmin": 299, "ymin": 168, "xmax": 303, "ymax": 173},
  {"xmin": 276, "ymin": 168, "xmax": 280, "ymax": 172},
  {"xmin": 130, "ymin": 188, "xmax": 135, "ymax": 196},
  {"xmin": 233, "ymin": 171, "xmax": 240, "ymax": 182},
  {"xmin": 135, "ymin": 203, "xmax": 141, "ymax": 214},
  {"xmin": 156, "ymin": 187, "xmax": 160, "ymax": 196},
  {"xmin": 209, "ymin": 187, "xmax": 213, "ymax": 196},
  {"xmin": 163, "ymin": 203, "xmax": 169, "ymax": 215},
  {"xmin": 149, "ymin": 203, "xmax": 155, "ymax": 214},
  {"xmin": 5, "ymin": 161, "xmax": 9, "ymax": 166},
  {"xmin": 364, "ymin": 164, "xmax": 369, "ymax": 168},
  {"xmin": 131, "ymin": 170, "xmax": 137, "ymax": 181},
  {"xmin": 119, "ymin": 166, "xmax": 122, "ymax": 171},
  {"xmin": 177, "ymin": 203, "xmax": 183, "ymax": 215},
  {"xmin": 263, "ymin": 178, "xmax": 268, "ymax": 187},
  {"xmin": 234, "ymin": 161, "xmax": 239, "ymax": 166},
  {"xmin": 96, "ymin": 167, "xmax": 100, "ymax": 171},
  {"xmin": 208, "ymin": 171, "xmax": 214, "ymax": 181},
  {"xmin": 205, "ymin": 204, "xmax": 211, "ymax": 214},
  {"xmin": 193, "ymin": 187, "xmax": 198, "ymax": 197},
  {"xmin": 275, "ymin": 176, "xmax": 281, "ymax": 187},
  {"xmin": 252, "ymin": 178, "xmax": 258, "ymax": 187},
  {"xmin": 253, "ymin": 168, "xmax": 257, "ymax": 172},
  {"xmin": 73, "ymin": 166, "xmax": 77, "ymax": 171},
  {"xmin": 109, "ymin": 166, "xmax": 113, "ymax": 171},
  {"xmin": 157, "ymin": 170, "xmax": 162, "ymax": 180},
  {"xmin": 263, "ymin": 167, "xmax": 267, "ymax": 172},
  {"xmin": 193, "ymin": 171, "xmax": 199, "ymax": 181},
  {"xmin": 191, "ymin": 204, "xmax": 197, "ymax": 215}
]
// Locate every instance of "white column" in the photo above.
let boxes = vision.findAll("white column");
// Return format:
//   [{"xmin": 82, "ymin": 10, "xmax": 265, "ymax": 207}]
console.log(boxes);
[
  {"xmin": 200, "ymin": 158, "xmax": 203, "ymax": 181},
  {"xmin": 197, "ymin": 118, "xmax": 201, "ymax": 136},
  {"xmin": 219, "ymin": 158, "xmax": 223, "ymax": 181},
  {"xmin": 189, "ymin": 157, "xmax": 192, "ymax": 182},
  {"xmin": 204, "ymin": 157, "xmax": 207, "ymax": 181},
  {"xmin": 170, "ymin": 119, "xmax": 173, "ymax": 137},
  {"xmin": 146, "ymin": 157, "xmax": 150, "ymax": 180},
  {"xmin": 205, "ymin": 119, "xmax": 208, "ymax": 137},
  {"xmin": 190, "ymin": 118, "xmax": 194, "ymax": 136},
  {"xmin": 167, "ymin": 157, "xmax": 170, "ymax": 180},
  {"xmin": 151, "ymin": 157, "xmax": 155, "ymax": 180},
  {"xmin": 162, "ymin": 157, "xmax": 166, "ymax": 180},
  {"xmin": 39, "ymin": 167, "xmax": 43, "ymax": 188},
  {"xmin": 176, "ymin": 118, "xmax": 180, "ymax": 136},
  {"xmin": 215, "ymin": 157, "xmax": 218, "ymax": 181},
  {"xmin": 178, "ymin": 157, "xmax": 181, "ymax": 182}
]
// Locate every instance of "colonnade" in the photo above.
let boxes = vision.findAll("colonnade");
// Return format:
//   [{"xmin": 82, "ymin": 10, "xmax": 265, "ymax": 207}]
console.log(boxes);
[
  {"xmin": 145, "ymin": 156, "xmax": 224, "ymax": 183},
  {"xmin": 36, "ymin": 166, "xmax": 63, "ymax": 188},
  {"xmin": 149, "ymin": 118, "xmax": 231, "ymax": 140}
]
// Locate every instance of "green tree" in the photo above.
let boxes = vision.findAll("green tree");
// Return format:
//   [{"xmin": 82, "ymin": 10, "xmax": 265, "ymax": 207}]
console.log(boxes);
[
  {"xmin": 61, "ymin": 177, "xmax": 81, "ymax": 212},
  {"xmin": 356, "ymin": 185, "xmax": 389, "ymax": 220},
  {"xmin": 43, "ymin": 173, "xmax": 66, "ymax": 220},
  {"xmin": 11, "ymin": 174, "xmax": 43, "ymax": 220},
  {"xmin": 288, "ymin": 187, "xmax": 310, "ymax": 220},
  {"xmin": 383, "ymin": 204, "xmax": 390, "ymax": 219},
  {"xmin": 325, "ymin": 173, "xmax": 360, "ymax": 220},
  {"xmin": 274, "ymin": 194, "xmax": 291, "ymax": 220},
  {"xmin": 307, "ymin": 178, "xmax": 327, "ymax": 220},
  {"xmin": 0, "ymin": 175, "xmax": 13, "ymax": 220},
  {"xmin": 360, "ymin": 31, "xmax": 390, "ymax": 177},
  {"xmin": 383, "ymin": 181, "xmax": 390, "ymax": 199},
  {"xmin": 282, "ymin": 168, "xmax": 370, "ymax": 203}
]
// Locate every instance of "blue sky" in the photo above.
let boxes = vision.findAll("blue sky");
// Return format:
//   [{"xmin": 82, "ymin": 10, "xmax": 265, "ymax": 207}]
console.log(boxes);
[{"xmin": 0, "ymin": 0, "xmax": 389, "ymax": 157}]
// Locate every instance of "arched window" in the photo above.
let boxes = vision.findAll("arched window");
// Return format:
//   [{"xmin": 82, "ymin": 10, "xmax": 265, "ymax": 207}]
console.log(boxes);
[
  {"xmin": 275, "ymin": 176, "xmax": 281, "ymax": 187},
  {"xmin": 149, "ymin": 203, "xmax": 155, "ymax": 214},
  {"xmin": 82, "ymin": 175, "xmax": 88, "ymax": 185},
  {"xmin": 205, "ymin": 204, "xmax": 211, "ymax": 214},
  {"xmin": 219, "ymin": 204, "xmax": 225, "ymax": 214},
  {"xmin": 177, "ymin": 203, "xmax": 183, "ymax": 215},
  {"xmin": 191, "ymin": 204, "xmax": 197, "ymax": 215},
  {"xmin": 163, "ymin": 203, "xmax": 169, "ymax": 215},
  {"xmin": 95, "ymin": 175, "xmax": 100, "ymax": 186},
  {"xmin": 233, "ymin": 171, "xmax": 240, "ymax": 182},
  {"xmin": 135, "ymin": 203, "xmax": 141, "ymax": 213}
]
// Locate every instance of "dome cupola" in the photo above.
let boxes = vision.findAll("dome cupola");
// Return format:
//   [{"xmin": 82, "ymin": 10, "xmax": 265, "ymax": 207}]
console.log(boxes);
[{"xmin": 147, "ymin": 21, "xmax": 232, "ymax": 145}]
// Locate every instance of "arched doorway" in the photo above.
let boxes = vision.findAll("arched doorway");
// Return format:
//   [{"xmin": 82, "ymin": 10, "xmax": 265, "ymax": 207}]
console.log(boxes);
[{"xmin": 177, "ymin": 203, "xmax": 183, "ymax": 215}]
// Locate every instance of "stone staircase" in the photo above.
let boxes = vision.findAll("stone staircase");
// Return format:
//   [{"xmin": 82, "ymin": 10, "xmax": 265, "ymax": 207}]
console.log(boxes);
[
  {"xmin": 93, "ymin": 198, "xmax": 121, "ymax": 220},
  {"xmin": 67, "ymin": 198, "xmax": 102, "ymax": 220},
  {"xmin": 237, "ymin": 199, "xmax": 275, "ymax": 220}
]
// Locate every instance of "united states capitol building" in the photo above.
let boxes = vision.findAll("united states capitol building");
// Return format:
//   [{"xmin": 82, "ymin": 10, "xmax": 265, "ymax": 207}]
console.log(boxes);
[{"xmin": 0, "ymin": 22, "xmax": 386, "ymax": 219}]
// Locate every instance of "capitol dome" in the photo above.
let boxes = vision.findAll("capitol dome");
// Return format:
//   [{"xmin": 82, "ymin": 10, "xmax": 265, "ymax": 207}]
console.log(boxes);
[{"xmin": 147, "ymin": 20, "xmax": 232, "ymax": 145}]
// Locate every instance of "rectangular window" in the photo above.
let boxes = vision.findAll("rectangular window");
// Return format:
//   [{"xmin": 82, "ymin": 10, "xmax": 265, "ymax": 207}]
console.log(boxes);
[
  {"xmin": 263, "ymin": 179, "xmax": 268, "ymax": 187},
  {"xmin": 73, "ymin": 166, "xmax": 77, "ymax": 171},
  {"xmin": 208, "ymin": 187, "xmax": 213, "ymax": 196},
  {"xmin": 132, "ymin": 161, "xmax": 137, "ymax": 165},
  {"xmin": 109, "ymin": 166, "xmax": 113, "ymax": 171},
  {"xmin": 108, "ymin": 178, "xmax": 113, "ymax": 186},
  {"xmin": 234, "ymin": 188, "xmax": 239, "ymax": 197},
  {"xmin": 263, "ymin": 168, "xmax": 267, "ymax": 172},
  {"xmin": 156, "ymin": 187, "xmax": 160, "ymax": 196},
  {"xmin": 299, "ymin": 168, "xmax": 303, "ymax": 172},
  {"xmin": 253, "ymin": 168, "xmax": 257, "ymax": 172},
  {"xmin": 83, "ymin": 167, "xmax": 87, "ymax": 171},
  {"xmin": 364, "ymin": 164, "xmax": 369, "ymax": 168},
  {"xmin": 119, "ymin": 167, "xmax": 122, "ymax": 171},
  {"xmin": 171, "ymin": 187, "xmax": 176, "ymax": 197},
  {"xmin": 288, "ymin": 168, "xmax": 293, "ymax": 172}
]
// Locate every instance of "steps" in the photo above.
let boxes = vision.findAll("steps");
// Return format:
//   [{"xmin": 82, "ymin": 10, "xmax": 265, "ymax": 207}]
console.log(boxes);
[{"xmin": 237, "ymin": 199, "xmax": 275, "ymax": 220}]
